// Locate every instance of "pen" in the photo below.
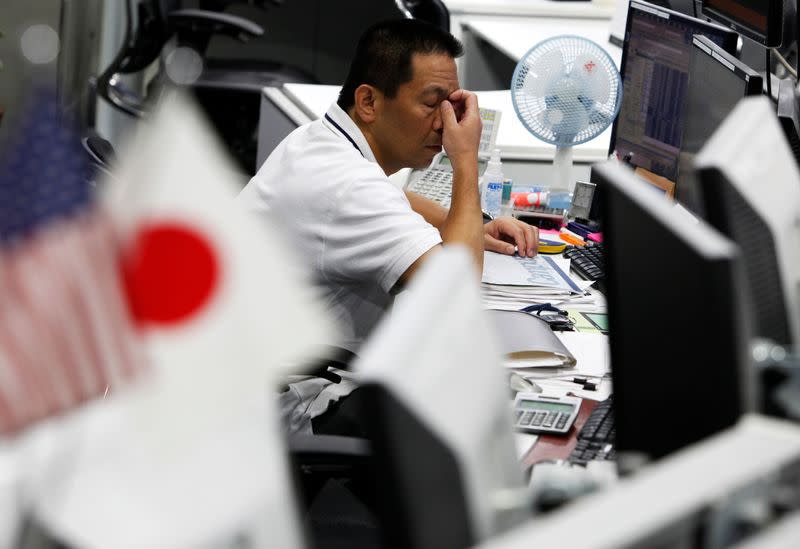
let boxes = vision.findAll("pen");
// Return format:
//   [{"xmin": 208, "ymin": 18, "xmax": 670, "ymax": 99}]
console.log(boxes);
[{"xmin": 559, "ymin": 228, "xmax": 586, "ymax": 247}]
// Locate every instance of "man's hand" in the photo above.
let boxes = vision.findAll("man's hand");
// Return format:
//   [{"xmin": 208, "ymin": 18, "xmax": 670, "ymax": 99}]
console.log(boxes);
[
  {"xmin": 440, "ymin": 89, "xmax": 482, "ymax": 164},
  {"xmin": 483, "ymin": 217, "xmax": 539, "ymax": 257}
]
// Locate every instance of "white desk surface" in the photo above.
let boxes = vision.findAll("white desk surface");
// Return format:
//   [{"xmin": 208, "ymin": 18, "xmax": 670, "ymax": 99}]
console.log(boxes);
[
  {"xmin": 282, "ymin": 81, "xmax": 612, "ymax": 164},
  {"xmin": 462, "ymin": 16, "xmax": 623, "ymax": 69},
  {"xmin": 444, "ymin": 0, "xmax": 615, "ymax": 18}
]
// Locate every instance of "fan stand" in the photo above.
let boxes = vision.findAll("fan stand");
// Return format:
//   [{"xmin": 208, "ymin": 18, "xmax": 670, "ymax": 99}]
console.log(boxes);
[{"xmin": 553, "ymin": 146, "xmax": 574, "ymax": 192}]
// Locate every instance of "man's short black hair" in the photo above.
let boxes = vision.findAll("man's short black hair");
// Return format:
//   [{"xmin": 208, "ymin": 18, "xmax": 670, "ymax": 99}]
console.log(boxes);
[{"xmin": 337, "ymin": 19, "xmax": 464, "ymax": 111}]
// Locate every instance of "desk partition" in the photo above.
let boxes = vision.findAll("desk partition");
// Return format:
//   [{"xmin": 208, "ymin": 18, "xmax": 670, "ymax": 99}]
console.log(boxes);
[{"xmin": 257, "ymin": 84, "xmax": 613, "ymax": 187}]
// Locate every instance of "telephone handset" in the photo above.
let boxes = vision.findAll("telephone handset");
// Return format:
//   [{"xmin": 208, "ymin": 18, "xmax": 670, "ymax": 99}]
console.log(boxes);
[{"xmin": 405, "ymin": 108, "xmax": 502, "ymax": 208}]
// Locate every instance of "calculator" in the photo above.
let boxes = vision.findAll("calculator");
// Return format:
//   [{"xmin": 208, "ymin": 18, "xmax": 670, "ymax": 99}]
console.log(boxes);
[{"xmin": 512, "ymin": 393, "xmax": 582, "ymax": 435}]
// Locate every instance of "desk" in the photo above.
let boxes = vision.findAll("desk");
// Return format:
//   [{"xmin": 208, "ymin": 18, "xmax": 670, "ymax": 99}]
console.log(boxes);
[{"xmin": 258, "ymin": 84, "xmax": 613, "ymax": 186}]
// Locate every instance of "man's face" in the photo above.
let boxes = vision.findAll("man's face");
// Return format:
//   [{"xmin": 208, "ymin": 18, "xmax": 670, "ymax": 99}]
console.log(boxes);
[{"xmin": 371, "ymin": 53, "xmax": 459, "ymax": 173}]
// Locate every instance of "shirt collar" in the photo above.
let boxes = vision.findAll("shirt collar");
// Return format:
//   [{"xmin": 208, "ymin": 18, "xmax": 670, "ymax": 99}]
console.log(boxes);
[{"xmin": 322, "ymin": 103, "xmax": 378, "ymax": 164}]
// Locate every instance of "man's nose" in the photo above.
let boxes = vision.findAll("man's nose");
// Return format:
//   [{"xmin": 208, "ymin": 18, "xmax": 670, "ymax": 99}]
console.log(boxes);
[{"xmin": 433, "ymin": 107, "xmax": 444, "ymax": 133}]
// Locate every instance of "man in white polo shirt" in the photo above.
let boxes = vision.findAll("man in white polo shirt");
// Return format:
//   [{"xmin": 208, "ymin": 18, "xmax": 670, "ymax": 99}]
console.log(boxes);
[{"xmin": 239, "ymin": 19, "xmax": 538, "ymax": 435}]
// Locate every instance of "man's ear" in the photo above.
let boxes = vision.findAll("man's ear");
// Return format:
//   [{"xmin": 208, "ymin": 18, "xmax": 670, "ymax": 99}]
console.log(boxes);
[{"xmin": 353, "ymin": 84, "xmax": 381, "ymax": 124}]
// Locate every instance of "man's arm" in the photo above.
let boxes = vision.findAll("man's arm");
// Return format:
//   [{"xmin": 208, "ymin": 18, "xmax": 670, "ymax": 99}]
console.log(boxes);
[
  {"xmin": 396, "ymin": 91, "xmax": 540, "ymax": 291},
  {"xmin": 404, "ymin": 190, "xmax": 447, "ymax": 229},
  {"xmin": 396, "ymin": 90, "xmax": 484, "ymax": 289},
  {"xmin": 405, "ymin": 191, "xmax": 540, "ymax": 258}
]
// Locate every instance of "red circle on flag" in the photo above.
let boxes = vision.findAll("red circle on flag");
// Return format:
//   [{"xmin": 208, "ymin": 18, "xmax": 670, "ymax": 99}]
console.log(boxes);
[{"xmin": 123, "ymin": 222, "xmax": 219, "ymax": 326}]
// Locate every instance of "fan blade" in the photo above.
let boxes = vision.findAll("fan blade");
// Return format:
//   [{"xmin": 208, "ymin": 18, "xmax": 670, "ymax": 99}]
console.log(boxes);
[
  {"xmin": 525, "ymin": 48, "xmax": 566, "ymax": 98},
  {"xmin": 552, "ymin": 103, "xmax": 590, "ymax": 144},
  {"xmin": 570, "ymin": 52, "xmax": 611, "ymax": 105},
  {"xmin": 589, "ymin": 106, "xmax": 613, "ymax": 129}
]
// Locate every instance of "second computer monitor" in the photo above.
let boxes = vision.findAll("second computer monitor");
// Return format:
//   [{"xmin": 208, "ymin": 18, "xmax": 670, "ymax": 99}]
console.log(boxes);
[
  {"xmin": 675, "ymin": 35, "xmax": 763, "ymax": 216},
  {"xmin": 701, "ymin": 0, "xmax": 784, "ymax": 47},
  {"xmin": 597, "ymin": 161, "xmax": 754, "ymax": 462},
  {"xmin": 609, "ymin": 0, "xmax": 738, "ymax": 195},
  {"xmin": 696, "ymin": 97, "xmax": 800, "ymax": 347}
]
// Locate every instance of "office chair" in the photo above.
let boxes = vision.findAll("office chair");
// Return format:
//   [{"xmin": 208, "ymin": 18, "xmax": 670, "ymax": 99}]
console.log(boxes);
[
  {"xmin": 405, "ymin": 0, "xmax": 451, "ymax": 32},
  {"xmin": 314, "ymin": 0, "xmax": 450, "ymax": 83},
  {"xmin": 95, "ymin": 0, "xmax": 317, "ymax": 174}
]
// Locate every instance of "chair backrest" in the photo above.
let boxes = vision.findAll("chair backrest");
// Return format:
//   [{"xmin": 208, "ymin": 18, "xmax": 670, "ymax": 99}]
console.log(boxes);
[
  {"xmin": 314, "ymin": 0, "xmax": 451, "ymax": 84},
  {"xmin": 404, "ymin": 0, "xmax": 451, "ymax": 32},
  {"xmin": 95, "ymin": 0, "xmax": 170, "ymax": 117},
  {"xmin": 314, "ymin": 0, "xmax": 410, "ymax": 84}
]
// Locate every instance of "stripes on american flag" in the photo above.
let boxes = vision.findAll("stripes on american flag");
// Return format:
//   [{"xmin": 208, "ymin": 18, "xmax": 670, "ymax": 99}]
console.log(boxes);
[{"xmin": 0, "ymin": 90, "xmax": 144, "ymax": 436}]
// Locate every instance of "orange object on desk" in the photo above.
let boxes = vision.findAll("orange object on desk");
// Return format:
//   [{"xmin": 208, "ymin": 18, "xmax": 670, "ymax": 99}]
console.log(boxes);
[{"xmin": 559, "ymin": 232, "xmax": 586, "ymax": 247}]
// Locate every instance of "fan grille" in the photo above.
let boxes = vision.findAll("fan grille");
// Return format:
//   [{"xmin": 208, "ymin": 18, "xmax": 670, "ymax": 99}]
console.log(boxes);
[{"xmin": 511, "ymin": 35, "xmax": 622, "ymax": 147}]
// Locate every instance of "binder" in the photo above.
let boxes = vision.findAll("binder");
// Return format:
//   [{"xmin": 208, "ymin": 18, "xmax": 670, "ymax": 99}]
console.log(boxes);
[{"xmin": 488, "ymin": 310, "xmax": 577, "ymax": 368}]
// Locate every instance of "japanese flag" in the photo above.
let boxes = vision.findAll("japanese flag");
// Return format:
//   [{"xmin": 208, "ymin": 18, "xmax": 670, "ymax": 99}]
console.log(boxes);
[{"xmin": 33, "ymin": 94, "xmax": 338, "ymax": 549}]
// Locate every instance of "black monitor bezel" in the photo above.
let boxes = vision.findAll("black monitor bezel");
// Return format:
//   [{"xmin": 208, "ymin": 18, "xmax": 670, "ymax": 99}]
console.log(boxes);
[
  {"xmin": 673, "ymin": 34, "xmax": 763, "ymax": 212},
  {"xmin": 596, "ymin": 161, "xmax": 752, "ymax": 461},
  {"xmin": 689, "ymin": 35, "xmax": 764, "ymax": 96},
  {"xmin": 701, "ymin": 0, "xmax": 784, "ymax": 47},
  {"xmin": 608, "ymin": 0, "xmax": 740, "ymax": 172}
]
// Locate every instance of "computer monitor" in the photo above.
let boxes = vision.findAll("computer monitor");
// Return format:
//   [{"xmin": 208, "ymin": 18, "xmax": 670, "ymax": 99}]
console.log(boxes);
[
  {"xmin": 701, "ymin": 0, "xmax": 784, "ymax": 47},
  {"xmin": 609, "ymin": 0, "xmax": 738, "ymax": 196},
  {"xmin": 776, "ymin": 78, "xmax": 800, "ymax": 170},
  {"xmin": 353, "ymin": 247, "xmax": 528, "ymax": 549},
  {"xmin": 695, "ymin": 96, "xmax": 800, "ymax": 346},
  {"xmin": 596, "ymin": 161, "xmax": 754, "ymax": 462},
  {"xmin": 674, "ymin": 35, "xmax": 763, "ymax": 215}
]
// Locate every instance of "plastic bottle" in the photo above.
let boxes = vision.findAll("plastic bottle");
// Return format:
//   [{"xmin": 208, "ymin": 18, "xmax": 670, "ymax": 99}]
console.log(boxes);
[
  {"xmin": 481, "ymin": 149, "xmax": 504, "ymax": 218},
  {"xmin": 547, "ymin": 191, "xmax": 573, "ymax": 211},
  {"xmin": 511, "ymin": 189, "xmax": 573, "ymax": 211},
  {"xmin": 500, "ymin": 179, "xmax": 514, "ymax": 217}
]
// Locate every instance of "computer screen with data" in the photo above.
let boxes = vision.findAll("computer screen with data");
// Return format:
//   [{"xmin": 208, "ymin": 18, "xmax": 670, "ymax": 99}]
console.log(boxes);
[
  {"xmin": 597, "ymin": 161, "xmax": 754, "ymax": 462},
  {"xmin": 609, "ymin": 0, "xmax": 738, "ymax": 195},
  {"xmin": 674, "ymin": 35, "xmax": 762, "ymax": 215}
]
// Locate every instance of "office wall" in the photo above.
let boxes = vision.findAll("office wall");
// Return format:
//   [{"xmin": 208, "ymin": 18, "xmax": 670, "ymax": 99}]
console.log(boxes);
[
  {"xmin": 0, "ymin": 0, "xmax": 61, "ymax": 139},
  {"xmin": 0, "ymin": 0, "xmax": 104, "ymax": 140}
]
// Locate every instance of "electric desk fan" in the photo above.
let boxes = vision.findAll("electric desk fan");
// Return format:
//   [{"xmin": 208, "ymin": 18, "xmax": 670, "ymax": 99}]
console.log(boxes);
[{"xmin": 511, "ymin": 35, "xmax": 622, "ymax": 191}]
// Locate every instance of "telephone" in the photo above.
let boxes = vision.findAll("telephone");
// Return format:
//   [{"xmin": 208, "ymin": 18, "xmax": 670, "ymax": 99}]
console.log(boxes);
[{"xmin": 405, "ymin": 108, "xmax": 502, "ymax": 208}]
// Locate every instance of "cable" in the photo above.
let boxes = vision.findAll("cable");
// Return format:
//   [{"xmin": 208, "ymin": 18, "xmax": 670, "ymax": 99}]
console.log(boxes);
[
  {"xmin": 772, "ymin": 48, "xmax": 798, "ymax": 79},
  {"xmin": 767, "ymin": 48, "xmax": 773, "ymax": 98}
]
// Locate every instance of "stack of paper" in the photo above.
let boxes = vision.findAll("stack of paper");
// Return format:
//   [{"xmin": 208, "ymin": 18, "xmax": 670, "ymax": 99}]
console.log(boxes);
[{"xmin": 481, "ymin": 251, "xmax": 594, "ymax": 310}]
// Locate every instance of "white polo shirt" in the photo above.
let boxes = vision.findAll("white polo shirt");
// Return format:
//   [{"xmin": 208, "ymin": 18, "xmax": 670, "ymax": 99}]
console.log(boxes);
[{"xmin": 239, "ymin": 103, "xmax": 442, "ymax": 352}]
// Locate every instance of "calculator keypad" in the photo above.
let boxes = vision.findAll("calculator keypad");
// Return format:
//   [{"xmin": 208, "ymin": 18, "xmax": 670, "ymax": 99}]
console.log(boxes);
[{"xmin": 515, "ymin": 410, "xmax": 572, "ymax": 433}]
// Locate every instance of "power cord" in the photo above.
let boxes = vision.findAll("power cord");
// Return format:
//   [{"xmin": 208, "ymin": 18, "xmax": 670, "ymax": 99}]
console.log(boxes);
[{"xmin": 771, "ymin": 48, "xmax": 798, "ymax": 79}]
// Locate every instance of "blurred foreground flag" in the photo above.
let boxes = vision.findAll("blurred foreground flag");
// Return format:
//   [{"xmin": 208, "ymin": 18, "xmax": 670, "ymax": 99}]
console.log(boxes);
[
  {"xmin": 33, "ymin": 94, "xmax": 337, "ymax": 549},
  {"xmin": 0, "ymin": 91, "xmax": 143, "ymax": 436}
]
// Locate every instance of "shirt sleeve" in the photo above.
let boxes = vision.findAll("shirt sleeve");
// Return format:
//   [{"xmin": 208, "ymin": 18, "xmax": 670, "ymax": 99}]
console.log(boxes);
[{"xmin": 321, "ymin": 171, "xmax": 442, "ymax": 293}]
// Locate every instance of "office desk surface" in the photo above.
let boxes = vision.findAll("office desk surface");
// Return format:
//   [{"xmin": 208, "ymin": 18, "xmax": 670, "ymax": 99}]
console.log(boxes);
[
  {"xmin": 281, "ymin": 84, "xmax": 612, "ymax": 163},
  {"xmin": 462, "ymin": 16, "xmax": 623, "ymax": 68},
  {"xmin": 445, "ymin": 0, "xmax": 614, "ymax": 18}
]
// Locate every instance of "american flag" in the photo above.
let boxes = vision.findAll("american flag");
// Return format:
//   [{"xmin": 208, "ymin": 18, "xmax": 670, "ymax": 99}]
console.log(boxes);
[{"xmin": 0, "ymin": 90, "xmax": 143, "ymax": 436}]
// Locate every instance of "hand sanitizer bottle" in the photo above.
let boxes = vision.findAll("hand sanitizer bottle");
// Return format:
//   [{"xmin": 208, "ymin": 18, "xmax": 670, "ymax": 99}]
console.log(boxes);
[{"xmin": 481, "ymin": 148, "xmax": 504, "ymax": 218}]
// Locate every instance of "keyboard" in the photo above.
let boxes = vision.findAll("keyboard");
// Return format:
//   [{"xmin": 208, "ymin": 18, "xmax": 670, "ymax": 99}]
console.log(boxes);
[
  {"xmin": 568, "ymin": 396, "xmax": 615, "ymax": 466},
  {"xmin": 563, "ymin": 242, "xmax": 605, "ymax": 287}
]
